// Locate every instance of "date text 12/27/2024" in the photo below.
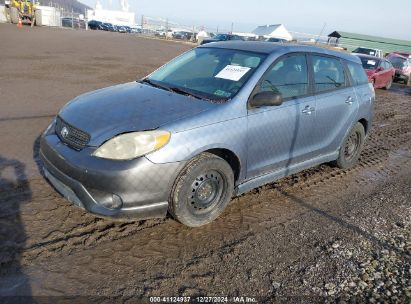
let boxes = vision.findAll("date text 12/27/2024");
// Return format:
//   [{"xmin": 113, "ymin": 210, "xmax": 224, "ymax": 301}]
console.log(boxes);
[{"xmin": 149, "ymin": 296, "xmax": 258, "ymax": 303}]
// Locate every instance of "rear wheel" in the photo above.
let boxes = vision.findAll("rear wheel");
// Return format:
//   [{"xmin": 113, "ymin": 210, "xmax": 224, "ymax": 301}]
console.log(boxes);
[
  {"xmin": 170, "ymin": 153, "xmax": 234, "ymax": 227},
  {"xmin": 333, "ymin": 123, "xmax": 365, "ymax": 169}
]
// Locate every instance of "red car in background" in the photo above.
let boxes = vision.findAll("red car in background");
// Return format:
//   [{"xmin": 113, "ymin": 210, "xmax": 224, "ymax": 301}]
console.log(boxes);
[
  {"xmin": 386, "ymin": 53, "xmax": 411, "ymax": 86},
  {"xmin": 355, "ymin": 54, "xmax": 395, "ymax": 89}
]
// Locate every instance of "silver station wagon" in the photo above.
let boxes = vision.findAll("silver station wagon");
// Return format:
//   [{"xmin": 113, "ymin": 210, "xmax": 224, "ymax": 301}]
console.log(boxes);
[{"xmin": 40, "ymin": 42, "xmax": 375, "ymax": 227}]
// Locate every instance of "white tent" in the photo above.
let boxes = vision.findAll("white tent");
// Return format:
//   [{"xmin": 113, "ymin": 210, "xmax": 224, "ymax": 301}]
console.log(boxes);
[{"xmin": 252, "ymin": 24, "xmax": 293, "ymax": 41}]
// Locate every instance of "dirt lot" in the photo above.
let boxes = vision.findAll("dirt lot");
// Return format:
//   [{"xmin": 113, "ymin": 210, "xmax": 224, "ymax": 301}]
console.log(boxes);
[{"xmin": 0, "ymin": 24, "xmax": 410, "ymax": 302}]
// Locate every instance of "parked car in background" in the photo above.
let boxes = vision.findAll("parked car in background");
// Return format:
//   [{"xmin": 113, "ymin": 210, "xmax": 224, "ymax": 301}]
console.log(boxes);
[
  {"xmin": 201, "ymin": 33, "xmax": 245, "ymax": 45},
  {"xmin": 88, "ymin": 20, "xmax": 103, "ymax": 30},
  {"xmin": 387, "ymin": 54, "xmax": 411, "ymax": 86},
  {"xmin": 154, "ymin": 29, "xmax": 167, "ymax": 37},
  {"xmin": 352, "ymin": 47, "xmax": 383, "ymax": 58},
  {"xmin": 355, "ymin": 55, "xmax": 395, "ymax": 89},
  {"xmin": 117, "ymin": 26, "xmax": 127, "ymax": 33},
  {"xmin": 101, "ymin": 23, "xmax": 116, "ymax": 32},
  {"xmin": 123, "ymin": 26, "xmax": 131, "ymax": 33},
  {"xmin": 386, "ymin": 51, "xmax": 411, "ymax": 59},
  {"xmin": 130, "ymin": 27, "xmax": 142, "ymax": 34},
  {"xmin": 41, "ymin": 42, "xmax": 374, "ymax": 227},
  {"xmin": 172, "ymin": 31, "xmax": 194, "ymax": 40},
  {"xmin": 265, "ymin": 37, "xmax": 287, "ymax": 43}
]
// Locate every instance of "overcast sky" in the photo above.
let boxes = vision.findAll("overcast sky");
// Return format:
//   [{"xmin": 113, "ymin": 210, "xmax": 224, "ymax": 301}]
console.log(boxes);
[{"xmin": 79, "ymin": 0, "xmax": 411, "ymax": 40}]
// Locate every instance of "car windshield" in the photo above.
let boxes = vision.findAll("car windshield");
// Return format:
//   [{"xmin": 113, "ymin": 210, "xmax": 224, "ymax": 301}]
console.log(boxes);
[
  {"xmin": 353, "ymin": 48, "xmax": 378, "ymax": 56},
  {"xmin": 359, "ymin": 57, "xmax": 380, "ymax": 70},
  {"xmin": 388, "ymin": 56, "xmax": 407, "ymax": 69},
  {"xmin": 144, "ymin": 47, "xmax": 267, "ymax": 102}
]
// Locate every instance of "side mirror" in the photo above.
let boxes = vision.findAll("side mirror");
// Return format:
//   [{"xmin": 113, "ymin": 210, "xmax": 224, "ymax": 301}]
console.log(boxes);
[
  {"xmin": 376, "ymin": 67, "xmax": 384, "ymax": 72},
  {"xmin": 249, "ymin": 91, "xmax": 283, "ymax": 108}
]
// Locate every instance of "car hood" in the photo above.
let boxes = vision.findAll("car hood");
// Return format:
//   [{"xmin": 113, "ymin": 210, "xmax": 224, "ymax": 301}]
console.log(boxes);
[{"xmin": 59, "ymin": 82, "xmax": 215, "ymax": 146}]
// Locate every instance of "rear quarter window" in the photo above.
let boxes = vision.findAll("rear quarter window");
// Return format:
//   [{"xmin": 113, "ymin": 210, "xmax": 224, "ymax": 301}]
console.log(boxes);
[{"xmin": 347, "ymin": 61, "xmax": 369, "ymax": 86}]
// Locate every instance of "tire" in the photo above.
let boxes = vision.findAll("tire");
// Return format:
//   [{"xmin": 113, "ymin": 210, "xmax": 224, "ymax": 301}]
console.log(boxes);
[
  {"xmin": 169, "ymin": 153, "xmax": 234, "ymax": 227},
  {"xmin": 10, "ymin": 7, "xmax": 19, "ymax": 24},
  {"xmin": 383, "ymin": 77, "xmax": 393, "ymax": 90},
  {"xmin": 333, "ymin": 123, "xmax": 365, "ymax": 169}
]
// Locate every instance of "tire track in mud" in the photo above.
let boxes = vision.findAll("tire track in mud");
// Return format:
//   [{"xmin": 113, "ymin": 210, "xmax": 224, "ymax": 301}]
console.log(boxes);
[{"xmin": 11, "ymin": 90, "xmax": 411, "ymax": 265}]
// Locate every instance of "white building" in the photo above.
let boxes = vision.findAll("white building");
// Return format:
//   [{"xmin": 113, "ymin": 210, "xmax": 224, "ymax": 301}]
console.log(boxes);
[
  {"xmin": 87, "ymin": 0, "xmax": 135, "ymax": 26},
  {"xmin": 87, "ymin": 9, "xmax": 135, "ymax": 25},
  {"xmin": 252, "ymin": 24, "xmax": 293, "ymax": 41}
]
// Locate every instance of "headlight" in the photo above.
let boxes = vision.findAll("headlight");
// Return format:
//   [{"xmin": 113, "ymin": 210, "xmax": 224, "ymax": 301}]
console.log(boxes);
[
  {"xmin": 43, "ymin": 118, "xmax": 56, "ymax": 135},
  {"xmin": 93, "ymin": 130, "xmax": 170, "ymax": 160}
]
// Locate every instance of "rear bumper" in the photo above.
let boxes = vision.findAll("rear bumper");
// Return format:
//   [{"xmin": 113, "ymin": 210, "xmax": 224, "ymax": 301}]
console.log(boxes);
[{"xmin": 40, "ymin": 133, "xmax": 187, "ymax": 220}]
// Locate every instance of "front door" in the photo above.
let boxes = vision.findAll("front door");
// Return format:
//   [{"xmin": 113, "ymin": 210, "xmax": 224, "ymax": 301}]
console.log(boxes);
[{"xmin": 246, "ymin": 53, "xmax": 316, "ymax": 179}]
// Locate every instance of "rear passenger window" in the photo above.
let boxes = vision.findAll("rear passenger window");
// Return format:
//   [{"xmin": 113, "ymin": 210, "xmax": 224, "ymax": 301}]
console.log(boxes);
[
  {"xmin": 347, "ymin": 61, "xmax": 369, "ymax": 86},
  {"xmin": 259, "ymin": 54, "xmax": 309, "ymax": 99},
  {"xmin": 313, "ymin": 56, "xmax": 346, "ymax": 93}
]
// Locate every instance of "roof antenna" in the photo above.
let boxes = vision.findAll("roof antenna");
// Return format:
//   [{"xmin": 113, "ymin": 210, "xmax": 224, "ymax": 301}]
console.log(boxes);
[{"xmin": 315, "ymin": 22, "xmax": 327, "ymax": 45}]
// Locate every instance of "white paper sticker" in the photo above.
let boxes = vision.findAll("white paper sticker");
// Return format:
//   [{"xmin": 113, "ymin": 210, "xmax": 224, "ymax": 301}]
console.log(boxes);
[
  {"xmin": 370, "ymin": 51, "xmax": 375, "ymax": 55},
  {"xmin": 215, "ymin": 65, "xmax": 251, "ymax": 81},
  {"xmin": 367, "ymin": 60, "xmax": 376, "ymax": 65}
]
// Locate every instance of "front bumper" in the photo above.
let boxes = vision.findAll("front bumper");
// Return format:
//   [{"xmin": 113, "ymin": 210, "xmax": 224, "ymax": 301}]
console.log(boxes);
[
  {"xmin": 40, "ymin": 134, "xmax": 187, "ymax": 220},
  {"xmin": 394, "ymin": 71, "xmax": 409, "ymax": 82}
]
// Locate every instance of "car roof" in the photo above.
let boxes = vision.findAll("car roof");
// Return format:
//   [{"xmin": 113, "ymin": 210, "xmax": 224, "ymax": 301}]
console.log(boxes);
[
  {"xmin": 354, "ymin": 54, "xmax": 383, "ymax": 61},
  {"xmin": 199, "ymin": 41, "xmax": 360, "ymax": 63}
]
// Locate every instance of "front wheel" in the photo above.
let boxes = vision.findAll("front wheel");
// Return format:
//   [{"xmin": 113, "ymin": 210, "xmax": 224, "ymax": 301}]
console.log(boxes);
[
  {"xmin": 169, "ymin": 153, "xmax": 234, "ymax": 227},
  {"xmin": 333, "ymin": 123, "xmax": 365, "ymax": 169}
]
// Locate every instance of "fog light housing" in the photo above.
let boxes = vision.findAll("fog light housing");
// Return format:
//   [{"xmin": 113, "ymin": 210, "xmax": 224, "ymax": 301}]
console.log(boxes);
[{"xmin": 96, "ymin": 193, "xmax": 123, "ymax": 210}]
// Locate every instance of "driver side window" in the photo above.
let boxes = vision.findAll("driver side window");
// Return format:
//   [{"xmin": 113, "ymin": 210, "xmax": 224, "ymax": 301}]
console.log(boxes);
[{"xmin": 259, "ymin": 54, "xmax": 309, "ymax": 99}]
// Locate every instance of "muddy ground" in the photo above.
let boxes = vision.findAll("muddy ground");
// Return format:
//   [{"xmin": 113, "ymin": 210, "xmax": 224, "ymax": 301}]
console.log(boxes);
[{"xmin": 0, "ymin": 24, "xmax": 410, "ymax": 302}]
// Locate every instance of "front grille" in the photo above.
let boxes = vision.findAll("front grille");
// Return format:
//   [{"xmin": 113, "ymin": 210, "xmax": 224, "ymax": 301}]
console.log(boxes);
[{"xmin": 55, "ymin": 116, "xmax": 90, "ymax": 150}]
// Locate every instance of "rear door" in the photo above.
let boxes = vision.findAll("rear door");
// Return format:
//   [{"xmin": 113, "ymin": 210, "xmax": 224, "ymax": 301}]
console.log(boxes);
[{"xmin": 310, "ymin": 54, "xmax": 359, "ymax": 155}]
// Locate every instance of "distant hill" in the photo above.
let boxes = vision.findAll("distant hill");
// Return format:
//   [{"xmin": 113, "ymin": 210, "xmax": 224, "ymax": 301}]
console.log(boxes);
[{"xmin": 38, "ymin": 0, "xmax": 91, "ymax": 14}]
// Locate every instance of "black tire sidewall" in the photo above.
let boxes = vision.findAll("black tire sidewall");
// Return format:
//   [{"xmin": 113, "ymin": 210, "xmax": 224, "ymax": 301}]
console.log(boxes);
[
  {"xmin": 336, "ymin": 123, "xmax": 365, "ymax": 169},
  {"xmin": 170, "ymin": 153, "xmax": 234, "ymax": 227}
]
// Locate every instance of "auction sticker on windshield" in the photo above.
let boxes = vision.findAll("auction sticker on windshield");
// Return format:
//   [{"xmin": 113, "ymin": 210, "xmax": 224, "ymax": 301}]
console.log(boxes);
[{"xmin": 215, "ymin": 65, "xmax": 251, "ymax": 81}]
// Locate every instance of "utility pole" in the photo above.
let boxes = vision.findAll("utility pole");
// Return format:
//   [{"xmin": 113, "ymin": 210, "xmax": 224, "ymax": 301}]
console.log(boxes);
[
  {"xmin": 192, "ymin": 25, "xmax": 195, "ymax": 42},
  {"xmin": 165, "ymin": 18, "xmax": 169, "ymax": 39},
  {"xmin": 71, "ymin": 8, "xmax": 74, "ymax": 29},
  {"xmin": 141, "ymin": 14, "xmax": 144, "ymax": 31},
  {"xmin": 85, "ymin": 8, "xmax": 88, "ymax": 30},
  {"xmin": 231, "ymin": 22, "xmax": 234, "ymax": 34}
]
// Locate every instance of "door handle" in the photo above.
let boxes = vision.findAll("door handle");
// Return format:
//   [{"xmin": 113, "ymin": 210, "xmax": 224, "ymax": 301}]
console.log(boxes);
[
  {"xmin": 345, "ymin": 96, "xmax": 354, "ymax": 105},
  {"xmin": 302, "ymin": 106, "xmax": 315, "ymax": 115}
]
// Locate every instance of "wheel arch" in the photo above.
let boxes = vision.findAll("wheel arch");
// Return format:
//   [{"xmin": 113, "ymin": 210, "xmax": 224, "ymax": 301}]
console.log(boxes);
[
  {"xmin": 205, "ymin": 148, "xmax": 242, "ymax": 185},
  {"xmin": 358, "ymin": 118, "xmax": 369, "ymax": 135}
]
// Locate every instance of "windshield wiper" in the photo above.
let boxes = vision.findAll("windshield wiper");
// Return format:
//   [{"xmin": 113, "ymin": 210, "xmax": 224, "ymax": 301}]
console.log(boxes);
[
  {"xmin": 141, "ymin": 79, "xmax": 212, "ymax": 101},
  {"xmin": 139, "ymin": 78, "xmax": 170, "ymax": 91},
  {"xmin": 168, "ymin": 86, "xmax": 207, "ymax": 100}
]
